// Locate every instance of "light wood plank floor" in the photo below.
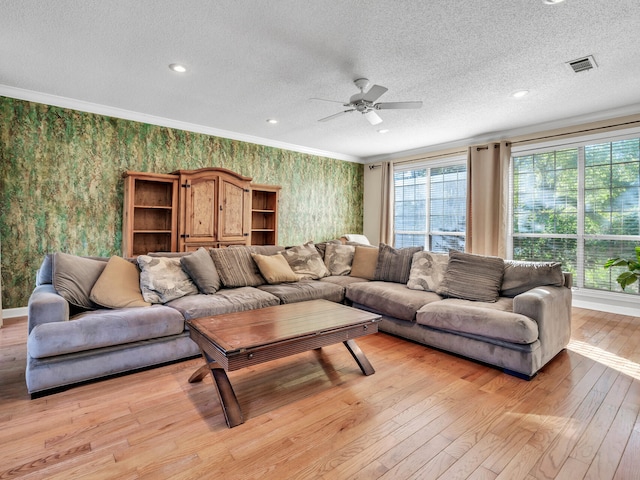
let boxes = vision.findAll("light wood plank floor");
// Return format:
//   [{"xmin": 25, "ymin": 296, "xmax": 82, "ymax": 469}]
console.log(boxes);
[{"xmin": 1, "ymin": 307, "xmax": 639, "ymax": 479}]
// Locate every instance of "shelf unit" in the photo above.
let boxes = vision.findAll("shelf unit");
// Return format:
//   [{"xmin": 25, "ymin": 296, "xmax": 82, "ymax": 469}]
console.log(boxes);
[
  {"xmin": 122, "ymin": 172, "xmax": 178, "ymax": 257},
  {"xmin": 250, "ymin": 184, "xmax": 280, "ymax": 245}
]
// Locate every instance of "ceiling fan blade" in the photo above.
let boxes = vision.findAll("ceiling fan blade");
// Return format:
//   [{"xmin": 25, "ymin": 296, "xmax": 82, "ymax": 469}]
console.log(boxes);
[
  {"xmin": 375, "ymin": 101, "xmax": 423, "ymax": 110},
  {"xmin": 309, "ymin": 97, "xmax": 346, "ymax": 104},
  {"xmin": 362, "ymin": 84, "xmax": 388, "ymax": 103},
  {"xmin": 364, "ymin": 110, "xmax": 383, "ymax": 125},
  {"xmin": 318, "ymin": 109, "xmax": 354, "ymax": 122}
]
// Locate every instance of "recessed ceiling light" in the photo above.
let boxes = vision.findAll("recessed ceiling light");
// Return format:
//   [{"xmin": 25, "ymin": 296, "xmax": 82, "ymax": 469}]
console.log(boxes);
[
  {"xmin": 377, "ymin": 129, "xmax": 390, "ymax": 134},
  {"xmin": 169, "ymin": 63, "xmax": 187, "ymax": 73},
  {"xmin": 511, "ymin": 90, "xmax": 529, "ymax": 98},
  {"xmin": 266, "ymin": 119, "xmax": 278, "ymax": 124},
  {"xmin": 542, "ymin": 0, "xmax": 565, "ymax": 4}
]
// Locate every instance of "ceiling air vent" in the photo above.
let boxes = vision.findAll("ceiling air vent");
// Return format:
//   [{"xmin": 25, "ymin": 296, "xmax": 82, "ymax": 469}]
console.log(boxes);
[{"xmin": 566, "ymin": 55, "xmax": 597, "ymax": 73}]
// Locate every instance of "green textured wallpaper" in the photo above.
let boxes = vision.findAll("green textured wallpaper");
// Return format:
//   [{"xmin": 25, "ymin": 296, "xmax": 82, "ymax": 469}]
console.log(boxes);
[{"xmin": 0, "ymin": 97, "xmax": 363, "ymax": 308}]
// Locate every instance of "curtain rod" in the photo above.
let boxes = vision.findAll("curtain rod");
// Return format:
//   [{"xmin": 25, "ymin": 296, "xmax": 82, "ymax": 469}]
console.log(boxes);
[
  {"xmin": 370, "ymin": 118, "xmax": 640, "ymax": 167},
  {"xmin": 511, "ymin": 119, "xmax": 640, "ymax": 146}
]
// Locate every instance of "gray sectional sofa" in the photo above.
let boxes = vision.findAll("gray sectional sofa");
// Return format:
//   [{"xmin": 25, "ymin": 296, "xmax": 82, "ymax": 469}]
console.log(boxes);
[{"xmin": 26, "ymin": 241, "xmax": 572, "ymax": 395}]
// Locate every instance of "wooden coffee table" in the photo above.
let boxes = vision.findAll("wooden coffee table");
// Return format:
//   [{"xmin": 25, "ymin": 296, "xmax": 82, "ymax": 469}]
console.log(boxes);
[{"xmin": 186, "ymin": 299, "xmax": 380, "ymax": 428}]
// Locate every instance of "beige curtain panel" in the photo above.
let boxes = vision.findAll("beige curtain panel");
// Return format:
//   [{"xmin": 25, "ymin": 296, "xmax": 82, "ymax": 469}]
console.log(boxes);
[
  {"xmin": 379, "ymin": 161, "xmax": 394, "ymax": 245},
  {"xmin": 466, "ymin": 141, "xmax": 511, "ymax": 257}
]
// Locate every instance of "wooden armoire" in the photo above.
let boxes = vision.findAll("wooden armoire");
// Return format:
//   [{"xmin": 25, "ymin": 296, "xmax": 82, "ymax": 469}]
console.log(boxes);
[{"xmin": 122, "ymin": 168, "xmax": 279, "ymax": 257}]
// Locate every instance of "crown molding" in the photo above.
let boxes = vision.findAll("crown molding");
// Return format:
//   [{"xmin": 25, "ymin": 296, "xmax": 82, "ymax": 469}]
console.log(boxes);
[{"xmin": 0, "ymin": 84, "xmax": 363, "ymax": 164}]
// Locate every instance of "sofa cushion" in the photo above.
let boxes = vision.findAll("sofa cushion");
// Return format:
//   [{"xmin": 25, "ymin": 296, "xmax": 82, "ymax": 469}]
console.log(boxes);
[
  {"xmin": 314, "ymin": 240, "xmax": 342, "ymax": 259},
  {"xmin": 320, "ymin": 275, "xmax": 370, "ymax": 287},
  {"xmin": 52, "ymin": 253, "xmax": 108, "ymax": 310},
  {"xmin": 90, "ymin": 256, "xmax": 150, "ymax": 308},
  {"xmin": 251, "ymin": 253, "xmax": 299, "ymax": 284},
  {"xmin": 349, "ymin": 245, "xmax": 379, "ymax": 280},
  {"xmin": 324, "ymin": 244, "xmax": 355, "ymax": 276},
  {"xmin": 27, "ymin": 305, "xmax": 185, "ymax": 358},
  {"xmin": 374, "ymin": 243, "xmax": 423, "ymax": 284},
  {"xmin": 437, "ymin": 251, "xmax": 504, "ymax": 302},
  {"xmin": 166, "ymin": 287, "xmax": 281, "ymax": 320},
  {"xmin": 416, "ymin": 298, "xmax": 539, "ymax": 344},
  {"xmin": 180, "ymin": 247, "xmax": 221, "ymax": 294},
  {"xmin": 137, "ymin": 255, "xmax": 198, "ymax": 303},
  {"xmin": 281, "ymin": 243, "xmax": 330, "ymax": 279},
  {"xmin": 407, "ymin": 251, "xmax": 449, "ymax": 292},
  {"xmin": 346, "ymin": 281, "xmax": 441, "ymax": 322},
  {"xmin": 210, "ymin": 246, "xmax": 265, "ymax": 287},
  {"xmin": 501, "ymin": 260, "xmax": 564, "ymax": 297},
  {"xmin": 258, "ymin": 279, "xmax": 345, "ymax": 304}
]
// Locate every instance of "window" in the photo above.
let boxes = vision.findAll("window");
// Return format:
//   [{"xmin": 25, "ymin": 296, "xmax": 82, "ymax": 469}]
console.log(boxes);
[
  {"xmin": 511, "ymin": 135, "xmax": 640, "ymax": 295},
  {"xmin": 394, "ymin": 159, "xmax": 466, "ymax": 252}
]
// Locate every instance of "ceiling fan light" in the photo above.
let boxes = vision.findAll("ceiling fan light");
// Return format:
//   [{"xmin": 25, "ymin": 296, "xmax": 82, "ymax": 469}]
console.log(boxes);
[
  {"xmin": 169, "ymin": 63, "xmax": 187, "ymax": 73},
  {"xmin": 511, "ymin": 90, "xmax": 529, "ymax": 98}
]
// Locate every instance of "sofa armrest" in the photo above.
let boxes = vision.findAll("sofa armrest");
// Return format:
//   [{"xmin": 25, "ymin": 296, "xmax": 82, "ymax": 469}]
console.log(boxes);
[
  {"xmin": 27, "ymin": 284, "xmax": 70, "ymax": 334},
  {"xmin": 513, "ymin": 285, "xmax": 572, "ymax": 366}
]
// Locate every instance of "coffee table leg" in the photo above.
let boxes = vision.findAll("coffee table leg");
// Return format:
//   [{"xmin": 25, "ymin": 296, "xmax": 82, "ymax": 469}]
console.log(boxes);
[
  {"xmin": 189, "ymin": 352, "xmax": 244, "ymax": 428},
  {"xmin": 343, "ymin": 339, "xmax": 375, "ymax": 376}
]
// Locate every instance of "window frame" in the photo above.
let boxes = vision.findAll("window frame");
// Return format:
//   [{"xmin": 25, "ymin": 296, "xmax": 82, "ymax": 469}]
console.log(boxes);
[
  {"xmin": 509, "ymin": 127, "xmax": 640, "ymax": 302},
  {"xmin": 393, "ymin": 155, "xmax": 467, "ymax": 252}
]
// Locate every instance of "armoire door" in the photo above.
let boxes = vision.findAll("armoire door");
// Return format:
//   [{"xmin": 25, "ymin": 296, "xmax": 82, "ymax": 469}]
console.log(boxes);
[
  {"xmin": 180, "ymin": 174, "xmax": 217, "ymax": 250},
  {"xmin": 218, "ymin": 177, "xmax": 250, "ymax": 242}
]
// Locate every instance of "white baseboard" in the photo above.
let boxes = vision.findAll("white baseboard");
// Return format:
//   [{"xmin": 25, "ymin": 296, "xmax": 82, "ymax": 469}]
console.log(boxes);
[
  {"xmin": 572, "ymin": 288, "xmax": 640, "ymax": 318},
  {"xmin": 2, "ymin": 307, "xmax": 28, "ymax": 319}
]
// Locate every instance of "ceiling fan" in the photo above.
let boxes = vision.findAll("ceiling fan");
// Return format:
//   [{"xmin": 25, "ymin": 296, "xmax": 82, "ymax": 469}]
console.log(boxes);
[{"xmin": 314, "ymin": 78, "xmax": 422, "ymax": 125}]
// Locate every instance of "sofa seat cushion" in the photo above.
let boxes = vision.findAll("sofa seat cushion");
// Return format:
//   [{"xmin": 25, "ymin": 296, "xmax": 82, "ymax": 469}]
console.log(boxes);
[
  {"xmin": 320, "ymin": 275, "xmax": 369, "ymax": 287},
  {"xmin": 346, "ymin": 281, "xmax": 441, "ymax": 322},
  {"xmin": 27, "ymin": 305, "xmax": 185, "ymax": 358},
  {"xmin": 166, "ymin": 287, "xmax": 280, "ymax": 320},
  {"xmin": 416, "ymin": 297, "xmax": 539, "ymax": 344},
  {"xmin": 257, "ymin": 280, "xmax": 344, "ymax": 304}
]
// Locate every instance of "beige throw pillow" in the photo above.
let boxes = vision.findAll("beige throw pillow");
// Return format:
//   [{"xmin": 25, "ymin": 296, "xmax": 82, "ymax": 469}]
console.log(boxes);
[
  {"xmin": 90, "ymin": 256, "xmax": 150, "ymax": 308},
  {"xmin": 349, "ymin": 246, "xmax": 379, "ymax": 280},
  {"xmin": 252, "ymin": 253, "xmax": 299, "ymax": 284}
]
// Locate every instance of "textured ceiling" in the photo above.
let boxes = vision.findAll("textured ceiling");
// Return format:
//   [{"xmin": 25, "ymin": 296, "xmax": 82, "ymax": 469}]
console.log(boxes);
[{"xmin": 2, "ymin": 0, "xmax": 640, "ymax": 162}]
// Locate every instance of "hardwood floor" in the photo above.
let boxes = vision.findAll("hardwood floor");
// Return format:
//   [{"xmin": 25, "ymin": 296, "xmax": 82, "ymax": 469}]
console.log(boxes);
[{"xmin": 1, "ymin": 307, "xmax": 639, "ymax": 479}]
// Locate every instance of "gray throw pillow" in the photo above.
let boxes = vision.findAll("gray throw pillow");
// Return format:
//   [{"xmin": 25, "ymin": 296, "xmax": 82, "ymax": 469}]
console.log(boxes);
[
  {"xmin": 374, "ymin": 243, "xmax": 423, "ymax": 284},
  {"xmin": 52, "ymin": 252, "xmax": 108, "ymax": 309},
  {"xmin": 137, "ymin": 255, "xmax": 199, "ymax": 303},
  {"xmin": 209, "ymin": 246, "xmax": 265, "ymax": 287},
  {"xmin": 501, "ymin": 260, "xmax": 564, "ymax": 297},
  {"xmin": 180, "ymin": 247, "xmax": 221, "ymax": 294},
  {"xmin": 407, "ymin": 251, "xmax": 449, "ymax": 292},
  {"xmin": 281, "ymin": 243, "xmax": 330, "ymax": 279},
  {"xmin": 324, "ymin": 244, "xmax": 356, "ymax": 276},
  {"xmin": 437, "ymin": 250, "xmax": 504, "ymax": 302}
]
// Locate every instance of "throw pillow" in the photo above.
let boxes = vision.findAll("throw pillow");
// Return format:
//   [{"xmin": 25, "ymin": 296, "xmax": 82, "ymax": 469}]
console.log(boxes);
[
  {"xmin": 324, "ymin": 244, "xmax": 356, "ymax": 276},
  {"xmin": 349, "ymin": 245, "xmax": 379, "ymax": 280},
  {"xmin": 437, "ymin": 251, "xmax": 505, "ymax": 302},
  {"xmin": 180, "ymin": 247, "xmax": 221, "ymax": 294},
  {"xmin": 251, "ymin": 253, "xmax": 299, "ymax": 284},
  {"xmin": 52, "ymin": 252, "xmax": 107, "ymax": 309},
  {"xmin": 501, "ymin": 260, "xmax": 564, "ymax": 297},
  {"xmin": 281, "ymin": 243, "xmax": 330, "ymax": 279},
  {"xmin": 407, "ymin": 251, "xmax": 449, "ymax": 292},
  {"xmin": 137, "ymin": 255, "xmax": 198, "ymax": 304},
  {"xmin": 90, "ymin": 256, "xmax": 150, "ymax": 308},
  {"xmin": 209, "ymin": 247, "xmax": 265, "ymax": 287},
  {"xmin": 374, "ymin": 243, "xmax": 423, "ymax": 284}
]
